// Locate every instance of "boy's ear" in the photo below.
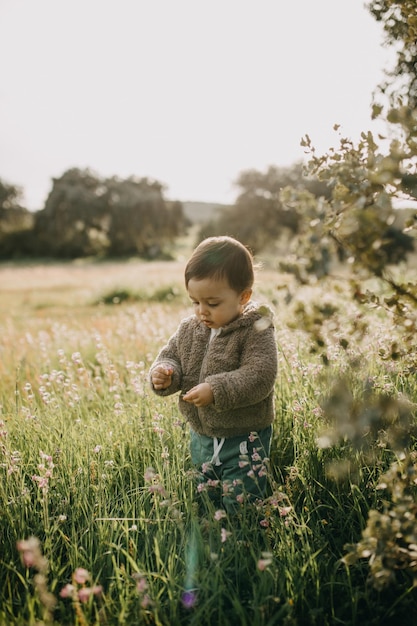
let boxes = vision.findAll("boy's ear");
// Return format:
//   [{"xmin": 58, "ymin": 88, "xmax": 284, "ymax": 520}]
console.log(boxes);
[{"xmin": 240, "ymin": 289, "xmax": 252, "ymax": 305}]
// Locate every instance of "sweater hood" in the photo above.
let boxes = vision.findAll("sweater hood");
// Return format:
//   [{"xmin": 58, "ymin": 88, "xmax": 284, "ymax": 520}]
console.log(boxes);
[{"xmin": 212, "ymin": 300, "xmax": 274, "ymax": 336}]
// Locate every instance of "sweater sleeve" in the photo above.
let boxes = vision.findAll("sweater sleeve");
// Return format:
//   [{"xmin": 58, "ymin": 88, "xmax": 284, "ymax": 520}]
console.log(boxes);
[
  {"xmin": 205, "ymin": 324, "xmax": 277, "ymax": 412},
  {"xmin": 149, "ymin": 329, "xmax": 183, "ymax": 397}
]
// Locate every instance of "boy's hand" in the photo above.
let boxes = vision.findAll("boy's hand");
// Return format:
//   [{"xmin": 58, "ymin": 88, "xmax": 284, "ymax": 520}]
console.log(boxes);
[
  {"xmin": 182, "ymin": 383, "xmax": 213, "ymax": 407},
  {"xmin": 151, "ymin": 365, "xmax": 174, "ymax": 390}
]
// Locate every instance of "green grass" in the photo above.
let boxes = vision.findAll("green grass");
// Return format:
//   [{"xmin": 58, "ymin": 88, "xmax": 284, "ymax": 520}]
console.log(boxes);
[{"xmin": 1, "ymin": 262, "xmax": 417, "ymax": 625}]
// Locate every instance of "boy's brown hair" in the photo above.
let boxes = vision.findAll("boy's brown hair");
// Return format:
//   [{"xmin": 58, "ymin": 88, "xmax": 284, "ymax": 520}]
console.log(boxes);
[{"xmin": 184, "ymin": 236, "xmax": 254, "ymax": 293}]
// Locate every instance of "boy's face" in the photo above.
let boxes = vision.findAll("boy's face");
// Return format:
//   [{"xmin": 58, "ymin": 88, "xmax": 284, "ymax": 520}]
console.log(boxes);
[{"xmin": 187, "ymin": 276, "xmax": 251, "ymax": 329}]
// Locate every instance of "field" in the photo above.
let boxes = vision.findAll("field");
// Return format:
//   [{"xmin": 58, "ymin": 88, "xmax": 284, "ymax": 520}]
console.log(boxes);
[{"xmin": 1, "ymin": 258, "xmax": 416, "ymax": 625}]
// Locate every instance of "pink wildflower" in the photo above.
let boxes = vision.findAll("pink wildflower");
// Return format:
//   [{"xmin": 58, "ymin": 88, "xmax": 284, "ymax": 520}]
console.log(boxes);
[
  {"xmin": 222, "ymin": 481, "xmax": 232, "ymax": 495},
  {"xmin": 279, "ymin": 506, "xmax": 292, "ymax": 517},
  {"xmin": 257, "ymin": 555, "xmax": 273, "ymax": 571},
  {"xmin": 77, "ymin": 587, "xmax": 91, "ymax": 603},
  {"xmin": 148, "ymin": 483, "xmax": 167, "ymax": 497},
  {"xmin": 141, "ymin": 594, "xmax": 152, "ymax": 608},
  {"xmin": 59, "ymin": 583, "xmax": 75, "ymax": 599},
  {"xmin": 135, "ymin": 576, "xmax": 148, "ymax": 594},
  {"xmin": 77, "ymin": 585, "xmax": 102, "ymax": 603},
  {"xmin": 144, "ymin": 467, "xmax": 156, "ymax": 482},
  {"xmin": 73, "ymin": 567, "xmax": 90, "ymax": 585},
  {"xmin": 17, "ymin": 536, "xmax": 43, "ymax": 569}
]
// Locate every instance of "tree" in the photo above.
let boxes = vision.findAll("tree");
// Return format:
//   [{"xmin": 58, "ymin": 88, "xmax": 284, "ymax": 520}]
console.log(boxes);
[
  {"xmin": 0, "ymin": 178, "xmax": 34, "ymax": 258},
  {"xmin": 198, "ymin": 163, "xmax": 330, "ymax": 253},
  {"xmin": 32, "ymin": 169, "xmax": 187, "ymax": 258},
  {"xmin": 279, "ymin": 0, "xmax": 417, "ymax": 345},
  {"xmin": 278, "ymin": 2, "xmax": 417, "ymax": 593},
  {"xmin": 102, "ymin": 176, "xmax": 184, "ymax": 258},
  {"xmin": 368, "ymin": 0, "xmax": 417, "ymax": 107},
  {"xmin": 33, "ymin": 168, "xmax": 106, "ymax": 257}
]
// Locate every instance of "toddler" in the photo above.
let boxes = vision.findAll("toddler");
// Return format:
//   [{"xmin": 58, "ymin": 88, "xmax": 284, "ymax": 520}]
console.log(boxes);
[{"xmin": 150, "ymin": 236, "xmax": 278, "ymax": 513}]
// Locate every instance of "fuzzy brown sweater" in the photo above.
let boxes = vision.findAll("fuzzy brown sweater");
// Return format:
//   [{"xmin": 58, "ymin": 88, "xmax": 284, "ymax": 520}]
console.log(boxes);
[{"xmin": 149, "ymin": 302, "xmax": 278, "ymax": 438}]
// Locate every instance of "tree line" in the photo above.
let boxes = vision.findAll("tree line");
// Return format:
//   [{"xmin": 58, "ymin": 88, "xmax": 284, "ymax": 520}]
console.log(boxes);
[
  {"xmin": 0, "ymin": 161, "xmax": 347, "ymax": 260},
  {"xmin": 0, "ymin": 169, "xmax": 187, "ymax": 259},
  {"xmin": 0, "ymin": 163, "xmax": 342, "ymax": 259},
  {"xmin": 0, "ymin": 160, "xmax": 413, "ymax": 264}
]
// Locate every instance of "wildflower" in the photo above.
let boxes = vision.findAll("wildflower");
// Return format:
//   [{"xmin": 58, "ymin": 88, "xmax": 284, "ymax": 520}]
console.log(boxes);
[
  {"xmin": 260, "ymin": 519, "xmax": 270, "ymax": 528},
  {"xmin": 279, "ymin": 506, "xmax": 292, "ymax": 517},
  {"xmin": 73, "ymin": 568, "xmax": 90, "ymax": 585},
  {"xmin": 32, "ymin": 451, "xmax": 54, "ymax": 493},
  {"xmin": 257, "ymin": 554, "xmax": 273, "ymax": 571},
  {"xmin": 17, "ymin": 536, "xmax": 47, "ymax": 571},
  {"xmin": 39, "ymin": 450, "xmax": 53, "ymax": 464},
  {"xmin": 214, "ymin": 509, "xmax": 227, "ymax": 521},
  {"xmin": 93, "ymin": 445, "xmax": 102, "ymax": 454},
  {"xmin": 59, "ymin": 583, "xmax": 75, "ymax": 598},
  {"xmin": 133, "ymin": 573, "xmax": 148, "ymax": 594},
  {"xmin": 141, "ymin": 594, "xmax": 152, "ymax": 608},
  {"xmin": 181, "ymin": 589, "xmax": 198, "ymax": 609},
  {"xmin": 312, "ymin": 406, "xmax": 324, "ymax": 417},
  {"xmin": 60, "ymin": 580, "xmax": 102, "ymax": 603},
  {"xmin": 77, "ymin": 587, "xmax": 92, "ymax": 603},
  {"xmin": 23, "ymin": 382, "xmax": 34, "ymax": 399},
  {"xmin": 71, "ymin": 352, "xmax": 82, "ymax": 364},
  {"xmin": 201, "ymin": 462, "xmax": 211, "ymax": 474},
  {"xmin": 7, "ymin": 450, "xmax": 21, "ymax": 475},
  {"xmin": 221, "ymin": 528, "xmax": 231, "ymax": 543},
  {"xmin": 144, "ymin": 467, "xmax": 156, "ymax": 482},
  {"xmin": 148, "ymin": 483, "xmax": 167, "ymax": 497},
  {"xmin": 133, "ymin": 573, "xmax": 153, "ymax": 608}
]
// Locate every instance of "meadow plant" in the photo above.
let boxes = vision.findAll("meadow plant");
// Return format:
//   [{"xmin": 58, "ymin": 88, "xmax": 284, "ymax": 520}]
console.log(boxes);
[{"xmin": 1, "ymin": 263, "xmax": 417, "ymax": 624}]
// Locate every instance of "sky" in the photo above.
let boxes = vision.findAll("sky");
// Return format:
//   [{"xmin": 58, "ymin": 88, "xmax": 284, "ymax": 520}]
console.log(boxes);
[{"xmin": 1, "ymin": 0, "xmax": 394, "ymax": 211}]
